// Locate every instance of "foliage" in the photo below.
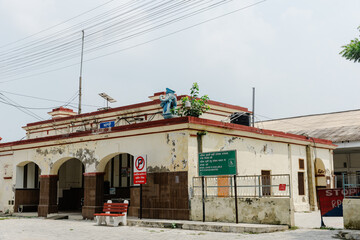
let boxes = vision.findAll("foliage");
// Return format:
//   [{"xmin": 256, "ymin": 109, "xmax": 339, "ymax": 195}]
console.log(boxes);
[
  {"xmin": 340, "ymin": 26, "xmax": 360, "ymax": 62},
  {"xmin": 174, "ymin": 83, "xmax": 210, "ymax": 117}
]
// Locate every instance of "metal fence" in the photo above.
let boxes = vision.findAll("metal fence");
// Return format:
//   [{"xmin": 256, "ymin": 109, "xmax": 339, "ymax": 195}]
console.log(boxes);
[
  {"xmin": 192, "ymin": 174, "xmax": 290, "ymax": 198},
  {"xmin": 340, "ymin": 173, "xmax": 360, "ymax": 198}
]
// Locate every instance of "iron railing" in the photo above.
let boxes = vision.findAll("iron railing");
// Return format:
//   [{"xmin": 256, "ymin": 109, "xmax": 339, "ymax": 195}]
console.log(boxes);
[
  {"xmin": 192, "ymin": 174, "xmax": 290, "ymax": 198},
  {"xmin": 341, "ymin": 173, "xmax": 360, "ymax": 198}
]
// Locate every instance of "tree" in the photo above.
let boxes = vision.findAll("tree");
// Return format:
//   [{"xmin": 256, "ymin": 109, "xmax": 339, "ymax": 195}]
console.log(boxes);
[
  {"xmin": 340, "ymin": 26, "xmax": 360, "ymax": 63},
  {"xmin": 174, "ymin": 82, "xmax": 210, "ymax": 117}
]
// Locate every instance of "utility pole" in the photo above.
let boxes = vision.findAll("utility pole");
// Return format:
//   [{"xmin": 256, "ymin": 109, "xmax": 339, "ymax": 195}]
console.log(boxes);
[
  {"xmin": 78, "ymin": 30, "xmax": 85, "ymax": 114},
  {"xmin": 252, "ymin": 87, "xmax": 255, "ymax": 127}
]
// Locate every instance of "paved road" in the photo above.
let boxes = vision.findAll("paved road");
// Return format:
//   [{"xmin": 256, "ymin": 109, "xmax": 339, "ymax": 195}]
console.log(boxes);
[{"xmin": 0, "ymin": 218, "xmax": 341, "ymax": 240}]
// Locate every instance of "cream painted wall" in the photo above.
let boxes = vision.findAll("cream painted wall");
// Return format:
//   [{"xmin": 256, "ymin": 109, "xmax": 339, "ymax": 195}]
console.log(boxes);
[
  {"xmin": 0, "ymin": 155, "xmax": 14, "ymax": 213},
  {"xmin": 288, "ymin": 144, "xmax": 309, "ymax": 211},
  {"xmin": 187, "ymin": 132, "xmax": 333, "ymax": 213},
  {"xmin": 1, "ymin": 129, "xmax": 190, "ymax": 213},
  {"xmin": 1, "ymin": 121, "xmax": 334, "ymax": 215}
]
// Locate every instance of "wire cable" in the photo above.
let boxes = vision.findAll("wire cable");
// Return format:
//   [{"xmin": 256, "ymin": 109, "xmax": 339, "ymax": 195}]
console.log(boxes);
[{"xmin": 0, "ymin": 0, "xmax": 267, "ymax": 83}]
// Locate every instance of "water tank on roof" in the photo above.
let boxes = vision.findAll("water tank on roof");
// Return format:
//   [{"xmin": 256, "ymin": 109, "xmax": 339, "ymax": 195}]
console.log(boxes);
[{"xmin": 230, "ymin": 112, "xmax": 250, "ymax": 126}]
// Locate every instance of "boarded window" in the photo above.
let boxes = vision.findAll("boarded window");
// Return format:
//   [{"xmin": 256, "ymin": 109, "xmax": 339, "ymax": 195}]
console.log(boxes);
[
  {"xmin": 298, "ymin": 172, "xmax": 305, "ymax": 195},
  {"xmin": 299, "ymin": 159, "xmax": 305, "ymax": 170},
  {"xmin": 217, "ymin": 176, "xmax": 230, "ymax": 197},
  {"xmin": 261, "ymin": 170, "xmax": 271, "ymax": 196}
]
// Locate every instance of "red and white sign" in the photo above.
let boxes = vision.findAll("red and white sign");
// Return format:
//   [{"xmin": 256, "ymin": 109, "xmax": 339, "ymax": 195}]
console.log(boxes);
[
  {"xmin": 278, "ymin": 184, "xmax": 286, "ymax": 191},
  {"xmin": 134, "ymin": 155, "xmax": 147, "ymax": 184},
  {"xmin": 318, "ymin": 188, "xmax": 360, "ymax": 216}
]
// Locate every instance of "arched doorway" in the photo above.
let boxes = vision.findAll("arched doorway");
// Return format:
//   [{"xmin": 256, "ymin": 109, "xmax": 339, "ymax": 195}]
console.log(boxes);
[
  {"xmin": 15, "ymin": 162, "xmax": 41, "ymax": 212},
  {"xmin": 103, "ymin": 153, "xmax": 134, "ymax": 202},
  {"xmin": 57, "ymin": 158, "xmax": 84, "ymax": 212}
]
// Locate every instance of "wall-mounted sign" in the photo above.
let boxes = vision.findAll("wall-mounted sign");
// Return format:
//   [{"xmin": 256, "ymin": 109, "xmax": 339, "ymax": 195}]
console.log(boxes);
[
  {"xmin": 279, "ymin": 184, "xmax": 286, "ymax": 191},
  {"xmin": 134, "ymin": 155, "xmax": 147, "ymax": 184},
  {"xmin": 99, "ymin": 121, "xmax": 115, "ymax": 129},
  {"xmin": 199, "ymin": 150, "xmax": 237, "ymax": 176}
]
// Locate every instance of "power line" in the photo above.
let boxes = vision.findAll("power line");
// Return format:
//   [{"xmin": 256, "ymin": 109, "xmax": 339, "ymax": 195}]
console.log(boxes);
[
  {"xmin": 0, "ymin": 99, "xmax": 59, "ymax": 110},
  {"xmin": 0, "ymin": 0, "xmax": 267, "ymax": 83},
  {"xmin": 0, "ymin": 0, "xmax": 245, "ymax": 78},
  {"xmin": 0, "ymin": 0, "xmax": 118, "ymax": 49},
  {"xmin": 0, "ymin": 93, "xmax": 44, "ymax": 120},
  {"xmin": 0, "ymin": 90, "xmax": 102, "ymax": 107},
  {"xmin": 0, "ymin": 0, "xmax": 209, "ymax": 75}
]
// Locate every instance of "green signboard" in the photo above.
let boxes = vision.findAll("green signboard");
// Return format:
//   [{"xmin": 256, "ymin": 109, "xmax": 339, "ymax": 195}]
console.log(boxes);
[{"xmin": 198, "ymin": 150, "xmax": 237, "ymax": 176}]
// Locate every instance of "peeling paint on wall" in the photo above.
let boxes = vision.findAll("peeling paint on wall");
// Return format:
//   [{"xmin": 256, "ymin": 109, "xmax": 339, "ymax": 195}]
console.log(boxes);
[
  {"xmin": 36, "ymin": 147, "xmax": 65, "ymax": 156},
  {"xmin": 166, "ymin": 132, "xmax": 188, "ymax": 171},
  {"xmin": 147, "ymin": 165, "xmax": 170, "ymax": 173},
  {"xmin": 220, "ymin": 136, "xmax": 242, "ymax": 151},
  {"xmin": 260, "ymin": 144, "xmax": 274, "ymax": 155},
  {"xmin": 73, "ymin": 148, "xmax": 98, "ymax": 167}
]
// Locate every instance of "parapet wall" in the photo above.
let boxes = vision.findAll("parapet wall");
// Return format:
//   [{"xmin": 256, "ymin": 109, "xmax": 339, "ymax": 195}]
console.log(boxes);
[
  {"xmin": 190, "ymin": 196, "xmax": 293, "ymax": 226},
  {"xmin": 344, "ymin": 198, "xmax": 360, "ymax": 229}
]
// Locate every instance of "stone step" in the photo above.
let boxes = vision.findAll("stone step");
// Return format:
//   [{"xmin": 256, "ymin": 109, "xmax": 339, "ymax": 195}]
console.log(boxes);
[{"xmin": 127, "ymin": 218, "xmax": 288, "ymax": 233}]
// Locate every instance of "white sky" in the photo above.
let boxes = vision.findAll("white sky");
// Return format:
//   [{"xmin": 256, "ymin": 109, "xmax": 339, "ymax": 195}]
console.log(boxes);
[{"xmin": 0, "ymin": 0, "xmax": 359, "ymax": 142}]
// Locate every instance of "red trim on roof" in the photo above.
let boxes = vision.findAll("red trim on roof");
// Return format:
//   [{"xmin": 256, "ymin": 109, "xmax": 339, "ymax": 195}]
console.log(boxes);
[
  {"xmin": 152, "ymin": 91, "xmax": 166, "ymax": 97},
  {"xmin": 27, "ymin": 100, "xmax": 162, "ymax": 127},
  {"xmin": 51, "ymin": 107, "xmax": 74, "ymax": 113},
  {"xmin": 188, "ymin": 117, "xmax": 334, "ymax": 146},
  {"xmin": 1, "ymin": 117, "xmax": 334, "ymax": 149},
  {"xmin": 175, "ymin": 95, "xmax": 250, "ymax": 113},
  {"xmin": 0, "ymin": 153, "xmax": 13, "ymax": 157},
  {"xmin": 207, "ymin": 100, "xmax": 250, "ymax": 113},
  {"xmin": 25, "ymin": 98, "xmax": 249, "ymax": 127}
]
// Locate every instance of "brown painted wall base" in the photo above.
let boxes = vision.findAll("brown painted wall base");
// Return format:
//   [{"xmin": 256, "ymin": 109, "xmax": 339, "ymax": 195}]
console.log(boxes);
[
  {"xmin": 38, "ymin": 204, "xmax": 58, "ymax": 217},
  {"xmin": 82, "ymin": 206, "xmax": 103, "ymax": 219},
  {"xmin": 38, "ymin": 175, "xmax": 58, "ymax": 217},
  {"xmin": 14, "ymin": 189, "xmax": 39, "ymax": 212},
  {"xmin": 82, "ymin": 173, "xmax": 104, "ymax": 219},
  {"xmin": 129, "ymin": 171, "xmax": 189, "ymax": 220}
]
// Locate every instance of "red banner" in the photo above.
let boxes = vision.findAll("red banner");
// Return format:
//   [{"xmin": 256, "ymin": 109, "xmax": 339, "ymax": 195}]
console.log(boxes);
[{"xmin": 318, "ymin": 188, "xmax": 360, "ymax": 216}]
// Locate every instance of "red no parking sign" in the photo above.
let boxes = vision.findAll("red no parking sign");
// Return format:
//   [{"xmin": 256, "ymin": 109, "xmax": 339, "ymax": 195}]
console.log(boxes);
[{"xmin": 134, "ymin": 155, "xmax": 147, "ymax": 184}]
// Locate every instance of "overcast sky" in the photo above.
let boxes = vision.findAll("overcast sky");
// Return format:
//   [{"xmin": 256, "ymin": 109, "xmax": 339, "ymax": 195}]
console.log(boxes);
[{"xmin": 0, "ymin": 0, "xmax": 359, "ymax": 142}]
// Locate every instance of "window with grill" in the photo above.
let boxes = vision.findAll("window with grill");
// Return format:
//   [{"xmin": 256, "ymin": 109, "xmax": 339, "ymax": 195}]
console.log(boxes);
[
  {"xmin": 299, "ymin": 159, "xmax": 305, "ymax": 170},
  {"xmin": 298, "ymin": 172, "xmax": 305, "ymax": 195}
]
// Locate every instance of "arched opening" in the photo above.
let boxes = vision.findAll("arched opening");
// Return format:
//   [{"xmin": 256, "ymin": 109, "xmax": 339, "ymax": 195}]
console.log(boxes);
[
  {"xmin": 315, "ymin": 158, "xmax": 328, "ymax": 188},
  {"xmin": 15, "ymin": 162, "xmax": 41, "ymax": 212},
  {"xmin": 102, "ymin": 153, "xmax": 134, "ymax": 202},
  {"xmin": 57, "ymin": 158, "xmax": 84, "ymax": 212}
]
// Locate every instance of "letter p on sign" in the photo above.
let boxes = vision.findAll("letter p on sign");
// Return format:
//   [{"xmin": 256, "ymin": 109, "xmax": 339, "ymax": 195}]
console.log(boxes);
[{"xmin": 134, "ymin": 155, "xmax": 147, "ymax": 184}]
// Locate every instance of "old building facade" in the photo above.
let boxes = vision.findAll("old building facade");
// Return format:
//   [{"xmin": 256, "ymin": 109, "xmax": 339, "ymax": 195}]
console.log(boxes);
[{"xmin": 0, "ymin": 92, "xmax": 335, "ymax": 224}]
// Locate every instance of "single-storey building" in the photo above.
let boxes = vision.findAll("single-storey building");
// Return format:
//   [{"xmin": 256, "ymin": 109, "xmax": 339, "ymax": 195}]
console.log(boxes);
[{"xmin": 0, "ymin": 91, "xmax": 335, "ymax": 225}]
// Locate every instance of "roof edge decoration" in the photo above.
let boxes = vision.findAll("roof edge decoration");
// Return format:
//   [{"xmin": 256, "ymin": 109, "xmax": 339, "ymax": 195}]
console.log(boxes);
[
  {"xmin": 24, "ymin": 95, "xmax": 250, "ymax": 128},
  {"xmin": 1, "ymin": 117, "xmax": 334, "ymax": 150}
]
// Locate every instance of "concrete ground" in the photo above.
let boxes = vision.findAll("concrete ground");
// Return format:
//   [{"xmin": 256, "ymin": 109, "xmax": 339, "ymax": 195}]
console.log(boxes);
[
  {"xmin": 294, "ymin": 211, "xmax": 344, "ymax": 229},
  {"xmin": 0, "ymin": 217, "xmax": 343, "ymax": 240}
]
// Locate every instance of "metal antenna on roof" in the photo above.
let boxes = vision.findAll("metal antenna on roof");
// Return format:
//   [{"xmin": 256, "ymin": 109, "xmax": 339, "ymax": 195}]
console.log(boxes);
[
  {"xmin": 78, "ymin": 30, "xmax": 85, "ymax": 114},
  {"xmin": 252, "ymin": 87, "xmax": 255, "ymax": 127},
  {"xmin": 98, "ymin": 93, "xmax": 117, "ymax": 111}
]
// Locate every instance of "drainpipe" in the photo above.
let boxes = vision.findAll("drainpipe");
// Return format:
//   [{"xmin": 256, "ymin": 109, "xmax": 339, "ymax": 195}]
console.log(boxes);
[{"xmin": 306, "ymin": 145, "xmax": 317, "ymax": 211}]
